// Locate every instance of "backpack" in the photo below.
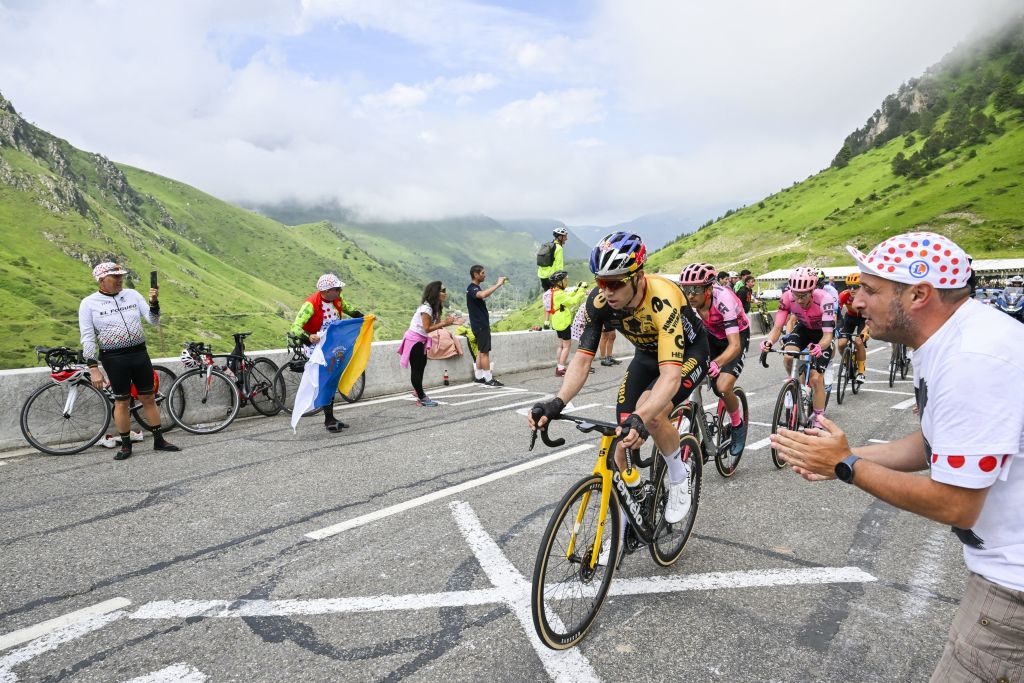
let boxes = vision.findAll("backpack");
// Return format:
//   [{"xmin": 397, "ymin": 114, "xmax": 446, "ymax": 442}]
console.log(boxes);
[{"xmin": 536, "ymin": 240, "xmax": 556, "ymax": 267}]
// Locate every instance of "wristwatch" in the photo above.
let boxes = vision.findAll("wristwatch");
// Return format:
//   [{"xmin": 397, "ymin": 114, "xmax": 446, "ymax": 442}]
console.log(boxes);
[{"xmin": 835, "ymin": 454, "xmax": 861, "ymax": 484}]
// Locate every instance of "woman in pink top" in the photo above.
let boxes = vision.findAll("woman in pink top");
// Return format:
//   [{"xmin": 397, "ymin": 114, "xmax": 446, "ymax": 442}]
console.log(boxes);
[
  {"xmin": 760, "ymin": 267, "xmax": 837, "ymax": 427},
  {"xmin": 398, "ymin": 282, "xmax": 462, "ymax": 406}
]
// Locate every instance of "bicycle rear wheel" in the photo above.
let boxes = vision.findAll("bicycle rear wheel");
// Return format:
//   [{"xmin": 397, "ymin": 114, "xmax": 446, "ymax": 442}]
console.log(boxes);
[
  {"xmin": 21, "ymin": 381, "xmax": 111, "ymax": 455},
  {"xmin": 532, "ymin": 474, "xmax": 620, "ymax": 650},
  {"xmin": 339, "ymin": 371, "xmax": 365, "ymax": 403},
  {"xmin": 835, "ymin": 348, "xmax": 850, "ymax": 405},
  {"xmin": 649, "ymin": 433, "xmax": 702, "ymax": 566},
  {"xmin": 713, "ymin": 388, "xmax": 748, "ymax": 477},
  {"xmin": 132, "ymin": 364, "xmax": 178, "ymax": 433},
  {"xmin": 247, "ymin": 357, "xmax": 281, "ymax": 416},
  {"xmin": 888, "ymin": 346, "xmax": 898, "ymax": 387},
  {"xmin": 770, "ymin": 381, "xmax": 800, "ymax": 469},
  {"xmin": 168, "ymin": 367, "xmax": 240, "ymax": 434},
  {"xmin": 899, "ymin": 347, "xmax": 910, "ymax": 379},
  {"xmin": 271, "ymin": 364, "xmax": 323, "ymax": 416}
]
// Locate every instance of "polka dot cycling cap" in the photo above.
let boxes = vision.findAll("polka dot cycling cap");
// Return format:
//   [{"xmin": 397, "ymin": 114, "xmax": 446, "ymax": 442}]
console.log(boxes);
[
  {"xmin": 92, "ymin": 262, "xmax": 128, "ymax": 281},
  {"xmin": 846, "ymin": 232, "xmax": 971, "ymax": 289}
]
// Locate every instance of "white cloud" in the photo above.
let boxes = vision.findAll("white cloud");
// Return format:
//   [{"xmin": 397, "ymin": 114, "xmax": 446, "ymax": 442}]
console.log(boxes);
[
  {"xmin": 360, "ymin": 82, "xmax": 429, "ymax": 109},
  {"xmin": 496, "ymin": 89, "xmax": 606, "ymax": 128},
  {"xmin": 438, "ymin": 72, "xmax": 499, "ymax": 94}
]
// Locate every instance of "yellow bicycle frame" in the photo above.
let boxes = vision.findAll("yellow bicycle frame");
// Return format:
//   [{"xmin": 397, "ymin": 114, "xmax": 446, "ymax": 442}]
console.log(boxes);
[{"xmin": 567, "ymin": 432, "xmax": 624, "ymax": 570}]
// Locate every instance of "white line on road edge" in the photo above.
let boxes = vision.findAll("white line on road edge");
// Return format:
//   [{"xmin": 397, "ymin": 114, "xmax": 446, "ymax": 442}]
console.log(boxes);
[
  {"xmin": 125, "ymin": 663, "xmax": 208, "ymax": 683},
  {"xmin": 749, "ymin": 421, "xmax": 773, "ymax": 428},
  {"xmin": 305, "ymin": 444, "xmax": 594, "ymax": 540},
  {"xmin": 0, "ymin": 448, "xmax": 34, "ymax": 460},
  {"xmin": 891, "ymin": 397, "xmax": 917, "ymax": 410},
  {"xmin": 861, "ymin": 380, "xmax": 912, "ymax": 384},
  {"xmin": 868, "ymin": 439, "xmax": 890, "ymax": 444},
  {"xmin": 0, "ymin": 598, "xmax": 131, "ymax": 652},
  {"xmin": 0, "ymin": 609, "xmax": 126, "ymax": 681},
  {"xmin": 333, "ymin": 382, "xmax": 478, "ymax": 410},
  {"xmin": 490, "ymin": 397, "xmax": 551, "ymax": 412},
  {"xmin": 858, "ymin": 388, "xmax": 914, "ymax": 396},
  {"xmin": 866, "ymin": 346, "xmax": 890, "ymax": 355},
  {"xmin": 747, "ymin": 437, "xmax": 772, "ymax": 451},
  {"xmin": 609, "ymin": 566, "xmax": 876, "ymax": 596},
  {"xmin": 446, "ymin": 390, "xmax": 537, "ymax": 407},
  {"xmin": 515, "ymin": 402, "xmax": 602, "ymax": 417}
]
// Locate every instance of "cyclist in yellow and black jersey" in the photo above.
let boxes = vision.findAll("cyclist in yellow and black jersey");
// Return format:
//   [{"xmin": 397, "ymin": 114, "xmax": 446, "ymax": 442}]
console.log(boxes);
[{"xmin": 529, "ymin": 232, "xmax": 709, "ymax": 529}]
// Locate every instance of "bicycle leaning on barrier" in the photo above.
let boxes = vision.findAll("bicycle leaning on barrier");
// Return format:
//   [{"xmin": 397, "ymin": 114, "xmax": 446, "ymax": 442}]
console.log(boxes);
[
  {"xmin": 528, "ymin": 410, "xmax": 702, "ymax": 649},
  {"xmin": 168, "ymin": 332, "xmax": 279, "ymax": 434},
  {"xmin": 20, "ymin": 346, "xmax": 177, "ymax": 455}
]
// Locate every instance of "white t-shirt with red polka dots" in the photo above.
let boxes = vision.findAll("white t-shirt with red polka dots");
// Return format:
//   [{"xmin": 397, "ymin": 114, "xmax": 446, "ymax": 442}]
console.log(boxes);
[{"xmin": 914, "ymin": 298, "xmax": 1024, "ymax": 591}]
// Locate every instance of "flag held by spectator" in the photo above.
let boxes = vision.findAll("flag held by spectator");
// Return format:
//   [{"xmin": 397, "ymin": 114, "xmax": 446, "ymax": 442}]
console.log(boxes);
[{"xmin": 291, "ymin": 316, "xmax": 375, "ymax": 431}]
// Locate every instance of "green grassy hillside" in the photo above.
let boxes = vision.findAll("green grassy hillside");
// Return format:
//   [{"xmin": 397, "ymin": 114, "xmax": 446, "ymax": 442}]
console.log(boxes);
[{"xmin": 0, "ymin": 94, "xmax": 423, "ymax": 368}]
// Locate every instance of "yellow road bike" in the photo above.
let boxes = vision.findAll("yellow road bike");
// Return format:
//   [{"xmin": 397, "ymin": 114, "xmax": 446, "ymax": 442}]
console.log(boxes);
[{"xmin": 528, "ymin": 412, "xmax": 702, "ymax": 649}]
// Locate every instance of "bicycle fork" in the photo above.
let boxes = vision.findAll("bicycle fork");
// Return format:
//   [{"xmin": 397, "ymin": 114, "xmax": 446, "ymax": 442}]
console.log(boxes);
[{"xmin": 62, "ymin": 383, "xmax": 81, "ymax": 418}]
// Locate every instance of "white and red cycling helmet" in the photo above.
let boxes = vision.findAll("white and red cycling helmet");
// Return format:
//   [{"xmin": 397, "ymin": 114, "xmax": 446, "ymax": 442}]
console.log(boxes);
[
  {"xmin": 678, "ymin": 263, "xmax": 717, "ymax": 287},
  {"xmin": 788, "ymin": 266, "xmax": 818, "ymax": 293}
]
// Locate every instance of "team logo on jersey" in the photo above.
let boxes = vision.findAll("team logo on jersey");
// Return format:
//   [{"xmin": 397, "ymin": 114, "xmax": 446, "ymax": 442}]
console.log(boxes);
[{"xmin": 909, "ymin": 260, "xmax": 929, "ymax": 279}]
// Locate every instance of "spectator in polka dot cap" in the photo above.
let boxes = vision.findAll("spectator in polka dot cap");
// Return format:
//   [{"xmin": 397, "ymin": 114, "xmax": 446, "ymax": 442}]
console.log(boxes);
[{"xmin": 770, "ymin": 231, "xmax": 1024, "ymax": 680}]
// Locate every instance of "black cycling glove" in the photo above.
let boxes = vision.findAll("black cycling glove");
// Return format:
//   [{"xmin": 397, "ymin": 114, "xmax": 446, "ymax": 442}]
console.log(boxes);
[
  {"xmin": 349, "ymin": 310, "xmax": 364, "ymax": 318},
  {"xmin": 531, "ymin": 397, "xmax": 565, "ymax": 422},
  {"xmin": 620, "ymin": 413, "xmax": 650, "ymax": 441}
]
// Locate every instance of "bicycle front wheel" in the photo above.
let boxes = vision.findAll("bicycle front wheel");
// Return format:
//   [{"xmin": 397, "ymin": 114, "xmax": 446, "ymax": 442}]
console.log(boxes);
[
  {"xmin": 339, "ymin": 371, "xmax": 365, "ymax": 403},
  {"xmin": 168, "ymin": 368, "xmax": 240, "ymax": 434},
  {"xmin": 770, "ymin": 381, "xmax": 800, "ymax": 469},
  {"xmin": 532, "ymin": 474, "xmax": 620, "ymax": 650},
  {"xmin": 21, "ymin": 381, "xmax": 111, "ymax": 455},
  {"xmin": 835, "ymin": 349, "xmax": 850, "ymax": 405},
  {"xmin": 132, "ymin": 364, "xmax": 178, "ymax": 433},
  {"xmin": 713, "ymin": 388, "xmax": 748, "ymax": 477},
  {"xmin": 888, "ymin": 346, "xmax": 898, "ymax": 387},
  {"xmin": 899, "ymin": 347, "xmax": 910, "ymax": 380},
  {"xmin": 247, "ymin": 357, "xmax": 281, "ymax": 416},
  {"xmin": 650, "ymin": 433, "xmax": 702, "ymax": 566},
  {"xmin": 271, "ymin": 364, "xmax": 323, "ymax": 416}
]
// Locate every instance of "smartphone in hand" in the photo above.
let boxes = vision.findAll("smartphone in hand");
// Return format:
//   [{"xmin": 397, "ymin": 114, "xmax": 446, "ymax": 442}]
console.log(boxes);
[{"xmin": 150, "ymin": 271, "xmax": 158, "ymax": 288}]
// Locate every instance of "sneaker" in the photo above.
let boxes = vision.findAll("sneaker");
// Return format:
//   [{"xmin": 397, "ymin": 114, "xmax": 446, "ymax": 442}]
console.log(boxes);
[
  {"xmin": 664, "ymin": 475, "xmax": 692, "ymax": 524},
  {"xmin": 600, "ymin": 358, "xmax": 615, "ymax": 367},
  {"xmin": 555, "ymin": 368, "xmax": 566, "ymax": 377},
  {"xmin": 130, "ymin": 430, "xmax": 144, "ymax": 442},
  {"xmin": 729, "ymin": 419, "xmax": 747, "ymax": 457},
  {"xmin": 154, "ymin": 440, "xmax": 181, "ymax": 452},
  {"xmin": 98, "ymin": 434, "xmax": 118, "ymax": 448},
  {"xmin": 484, "ymin": 378, "xmax": 504, "ymax": 387},
  {"xmin": 473, "ymin": 377, "xmax": 487, "ymax": 384},
  {"xmin": 854, "ymin": 372, "xmax": 865, "ymax": 385},
  {"xmin": 114, "ymin": 447, "xmax": 132, "ymax": 461},
  {"xmin": 609, "ymin": 357, "xmax": 623, "ymax": 365},
  {"xmin": 417, "ymin": 397, "xmax": 439, "ymax": 407}
]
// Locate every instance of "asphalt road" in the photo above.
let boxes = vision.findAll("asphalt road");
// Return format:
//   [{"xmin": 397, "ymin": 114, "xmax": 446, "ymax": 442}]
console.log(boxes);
[{"xmin": 0, "ymin": 337, "xmax": 968, "ymax": 683}]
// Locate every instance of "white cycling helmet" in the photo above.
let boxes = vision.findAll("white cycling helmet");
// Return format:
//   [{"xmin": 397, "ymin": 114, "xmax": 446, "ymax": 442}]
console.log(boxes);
[
  {"xmin": 553, "ymin": 226, "xmax": 569, "ymax": 237},
  {"xmin": 317, "ymin": 274, "xmax": 344, "ymax": 291}
]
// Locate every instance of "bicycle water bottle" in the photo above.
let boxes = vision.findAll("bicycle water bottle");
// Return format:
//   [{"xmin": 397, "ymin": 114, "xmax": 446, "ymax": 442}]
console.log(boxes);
[{"xmin": 443, "ymin": 369, "xmax": 450, "ymax": 386}]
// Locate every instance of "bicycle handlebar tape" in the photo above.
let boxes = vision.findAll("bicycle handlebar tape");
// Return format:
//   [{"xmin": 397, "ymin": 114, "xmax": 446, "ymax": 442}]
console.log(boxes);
[{"xmin": 760, "ymin": 351, "xmax": 770, "ymax": 368}]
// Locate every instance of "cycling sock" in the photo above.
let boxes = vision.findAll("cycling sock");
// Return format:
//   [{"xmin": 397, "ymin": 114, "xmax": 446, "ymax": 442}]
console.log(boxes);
[
  {"xmin": 729, "ymin": 407, "xmax": 742, "ymax": 427},
  {"xmin": 474, "ymin": 368, "xmax": 483, "ymax": 380},
  {"xmin": 152, "ymin": 426, "xmax": 164, "ymax": 444},
  {"xmin": 857, "ymin": 360, "xmax": 865, "ymax": 374},
  {"xmin": 119, "ymin": 432, "xmax": 132, "ymax": 449},
  {"xmin": 662, "ymin": 447, "xmax": 687, "ymax": 484},
  {"xmin": 483, "ymin": 370, "xmax": 493, "ymax": 381}
]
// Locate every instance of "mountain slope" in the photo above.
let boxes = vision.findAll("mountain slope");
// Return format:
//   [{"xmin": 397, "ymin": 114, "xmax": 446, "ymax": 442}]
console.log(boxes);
[{"xmin": 0, "ymin": 93, "xmax": 421, "ymax": 368}]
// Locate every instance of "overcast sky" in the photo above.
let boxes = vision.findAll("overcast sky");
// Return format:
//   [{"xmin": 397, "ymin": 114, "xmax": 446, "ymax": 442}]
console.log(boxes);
[{"xmin": 0, "ymin": 0, "xmax": 1019, "ymax": 225}]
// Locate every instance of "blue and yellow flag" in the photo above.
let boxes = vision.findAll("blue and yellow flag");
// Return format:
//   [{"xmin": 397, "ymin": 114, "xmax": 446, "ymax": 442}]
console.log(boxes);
[{"xmin": 291, "ymin": 316, "xmax": 375, "ymax": 430}]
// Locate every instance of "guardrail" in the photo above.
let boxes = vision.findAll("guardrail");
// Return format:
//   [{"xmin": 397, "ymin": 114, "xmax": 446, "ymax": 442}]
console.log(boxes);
[{"xmin": 0, "ymin": 330, "xmax": 633, "ymax": 451}]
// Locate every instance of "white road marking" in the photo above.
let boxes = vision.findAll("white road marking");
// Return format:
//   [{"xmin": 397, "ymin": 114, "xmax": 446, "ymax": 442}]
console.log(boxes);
[
  {"xmin": 868, "ymin": 439, "xmax": 890, "ymax": 444},
  {"xmin": 333, "ymin": 382, "xmax": 478, "ymax": 410},
  {"xmin": 747, "ymin": 437, "xmax": 772, "ymax": 451},
  {"xmin": 860, "ymin": 380, "xmax": 912, "ymax": 384},
  {"xmin": 0, "ymin": 598, "xmax": 131, "ymax": 652},
  {"xmin": 865, "ymin": 367, "xmax": 890, "ymax": 375},
  {"xmin": 609, "ymin": 566, "xmax": 876, "ymax": 596},
  {"xmin": 125, "ymin": 663, "xmax": 208, "ymax": 683},
  {"xmin": 866, "ymin": 346, "xmax": 890, "ymax": 355},
  {"xmin": 900, "ymin": 528, "xmax": 948, "ymax": 620},
  {"xmin": 490, "ymin": 397, "xmax": 553, "ymax": 412},
  {"xmin": 749, "ymin": 421, "xmax": 773, "ymax": 428},
  {"xmin": 0, "ymin": 609, "xmax": 126, "ymax": 682},
  {"xmin": 0, "ymin": 448, "xmax": 34, "ymax": 460},
  {"xmin": 514, "ymin": 402, "xmax": 602, "ymax": 417},
  {"xmin": 445, "ymin": 389, "xmax": 536, "ymax": 406},
  {"xmin": 891, "ymin": 397, "xmax": 917, "ymax": 410},
  {"xmin": 305, "ymin": 444, "xmax": 594, "ymax": 540},
  {"xmin": 857, "ymin": 388, "xmax": 914, "ymax": 397}
]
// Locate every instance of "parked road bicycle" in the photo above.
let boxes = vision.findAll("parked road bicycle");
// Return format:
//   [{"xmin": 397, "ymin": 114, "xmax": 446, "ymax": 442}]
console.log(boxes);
[
  {"xmin": 529, "ymin": 411, "xmax": 702, "ymax": 649},
  {"xmin": 754, "ymin": 299, "xmax": 772, "ymax": 336},
  {"xmin": 834, "ymin": 330, "xmax": 865, "ymax": 405},
  {"xmin": 271, "ymin": 333, "xmax": 366, "ymax": 416},
  {"xmin": 673, "ymin": 375, "xmax": 749, "ymax": 478},
  {"xmin": 168, "ymin": 332, "xmax": 279, "ymax": 434},
  {"xmin": 761, "ymin": 347, "xmax": 832, "ymax": 469},
  {"xmin": 20, "ymin": 346, "xmax": 177, "ymax": 455},
  {"xmin": 888, "ymin": 343, "xmax": 910, "ymax": 387}
]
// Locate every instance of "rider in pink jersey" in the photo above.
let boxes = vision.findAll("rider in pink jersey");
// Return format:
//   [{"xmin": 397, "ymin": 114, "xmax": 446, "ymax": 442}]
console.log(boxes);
[
  {"xmin": 761, "ymin": 266, "xmax": 837, "ymax": 427},
  {"xmin": 706, "ymin": 284, "xmax": 751, "ymax": 339}
]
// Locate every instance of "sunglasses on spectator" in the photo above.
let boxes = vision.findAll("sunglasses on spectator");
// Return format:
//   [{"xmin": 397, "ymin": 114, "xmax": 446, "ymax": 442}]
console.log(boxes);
[
  {"xmin": 595, "ymin": 274, "xmax": 635, "ymax": 291},
  {"xmin": 440, "ymin": 287, "xmax": 446, "ymax": 293}
]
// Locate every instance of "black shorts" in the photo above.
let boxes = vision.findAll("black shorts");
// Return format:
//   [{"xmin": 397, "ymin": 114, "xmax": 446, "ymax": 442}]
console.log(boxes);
[
  {"xmin": 781, "ymin": 325, "xmax": 833, "ymax": 373},
  {"xmin": 473, "ymin": 326, "xmax": 492, "ymax": 353},
  {"xmin": 555, "ymin": 327, "xmax": 572, "ymax": 341},
  {"xmin": 616, "ymin": 352, "xmax": 706, "ymax": 421},
  {"xmin": 602, "ymin": 319, "xmax": 614, "ymax": 334},
  {"xmin": 841, "ymin": 315, "xmax": 867, "ymax": 336},
  {"xmin": 101, "ymin": 346, "xmax": 154, "ymax": 399},
  {"xmin": 707, "ymin": 329, "xmax": 749, "ymax": 378}
]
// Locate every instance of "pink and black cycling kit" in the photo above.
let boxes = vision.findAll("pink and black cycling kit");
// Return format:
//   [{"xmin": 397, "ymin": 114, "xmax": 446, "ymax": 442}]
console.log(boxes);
[
  {"xmin": 705, "ymin": 284, "xmax": 751, "ymax": 340},
  {"xmin": 774, "ymin": 289, "xmax": 836, "ymax": 331}
]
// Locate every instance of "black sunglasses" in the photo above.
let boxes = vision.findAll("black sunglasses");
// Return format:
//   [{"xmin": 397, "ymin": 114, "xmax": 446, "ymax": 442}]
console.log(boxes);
[{"xmin": 440, "ymin": 287, "xmax": 447, "ymax": 293}]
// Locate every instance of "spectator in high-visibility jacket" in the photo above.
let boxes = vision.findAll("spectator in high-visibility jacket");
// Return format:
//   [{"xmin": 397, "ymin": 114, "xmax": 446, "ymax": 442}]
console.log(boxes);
[
  {"xmin": 543, "ymin": 270, "xmax": 590, "ymax": 376},
  {"xmin": 537, "ymin": 227, "xmax": 569, "ymax": 328}
]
